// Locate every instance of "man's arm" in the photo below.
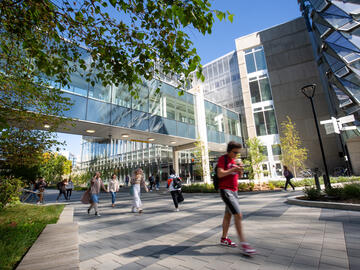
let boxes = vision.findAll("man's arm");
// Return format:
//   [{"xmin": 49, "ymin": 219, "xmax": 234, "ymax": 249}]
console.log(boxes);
[{"xmin": 217, "ymin": 166, "xmax": 242, "ymax": 178}]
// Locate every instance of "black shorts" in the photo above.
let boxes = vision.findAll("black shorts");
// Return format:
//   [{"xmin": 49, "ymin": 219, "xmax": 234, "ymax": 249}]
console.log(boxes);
[{"xmin": 220, "ymin": 189, "xmax": 241, "ymax": 215}]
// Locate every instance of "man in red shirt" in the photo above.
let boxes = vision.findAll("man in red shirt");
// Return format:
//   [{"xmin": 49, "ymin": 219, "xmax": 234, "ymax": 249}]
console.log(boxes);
[{"xmin": 217, "ymin": 141, "xmax": 256, "ymax": 255}]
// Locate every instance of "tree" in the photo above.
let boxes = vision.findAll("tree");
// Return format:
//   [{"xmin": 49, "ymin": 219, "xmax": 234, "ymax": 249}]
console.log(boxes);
[
  {"xmin": 280, "ymin": 116, "xmax": 308, "ymax": 177},
  {"xmin": 0, "ymin": 0, "xmax": 233, "ymax": 129},
  {"xmin": 244, "ymin": 137, "xmax": 266, "ymax": 181},
  {"xmin": 0, "ymin": 128, "xmax": 62, "ymax": 181},
  {"xmin": 39, "ymin": 153, "xmax": 72, "ymax": 184}
]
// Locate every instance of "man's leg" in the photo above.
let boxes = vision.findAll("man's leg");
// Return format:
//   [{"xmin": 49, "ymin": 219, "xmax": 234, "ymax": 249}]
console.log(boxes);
[
  {"xmin": 170, "ymin": 191, "xmax": 178, "ymax": 209},
  {"xmin": 222, "ymin": 211, "xmax": 232, "ymax": 238},
  {"xmin": 284, "ymin": 179, "xmax": 289, "ymax": 190},
  {"xmin": 234, "ymin": 213, "xmax": 246, "ymax": 243}
]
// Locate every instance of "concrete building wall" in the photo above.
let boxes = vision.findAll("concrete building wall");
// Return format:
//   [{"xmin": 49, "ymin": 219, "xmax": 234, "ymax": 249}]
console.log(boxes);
[{"xmin": 236, "ymin": 17, "xmax": 344, "ymax": 173}]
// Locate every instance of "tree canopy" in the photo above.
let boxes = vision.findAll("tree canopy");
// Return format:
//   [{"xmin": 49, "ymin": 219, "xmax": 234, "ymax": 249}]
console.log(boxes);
[
  {"xmin": 0, "ymin": 0, "xmax": 232, "ymax": 128},
  {"xmin": 280, "ymin": 116, "xmax": 308, "ymax": 177}
]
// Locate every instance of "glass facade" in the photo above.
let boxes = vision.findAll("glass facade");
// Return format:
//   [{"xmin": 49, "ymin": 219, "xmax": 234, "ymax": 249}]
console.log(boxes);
[
  {"xmin": 193, "ymin": 51, "xmax": 247, "ymax": 140},
  {"xmin": 299, "ymin": 0, "xmax": 360, "ymax": 128}
]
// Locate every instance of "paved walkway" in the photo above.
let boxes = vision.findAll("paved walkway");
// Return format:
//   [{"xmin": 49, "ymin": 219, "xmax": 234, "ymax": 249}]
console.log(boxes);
[{"xmin": 46, "ymin": 190, "xmax": 360, "ymax": 270}]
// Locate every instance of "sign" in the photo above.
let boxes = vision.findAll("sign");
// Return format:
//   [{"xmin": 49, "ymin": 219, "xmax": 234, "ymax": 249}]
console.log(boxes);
[
  {"xmin": 320, "ymin": 114, "xmax": 356, "ymax": 134},
  {"xmin": 338, "ymin": 114, "xmax": 355, "ymax": 124}
]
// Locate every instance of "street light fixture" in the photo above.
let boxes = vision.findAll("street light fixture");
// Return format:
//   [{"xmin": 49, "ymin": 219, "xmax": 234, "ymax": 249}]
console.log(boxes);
[{"xmin": 301, "ymin": 84, "xmax": 331, "ymax": 189}]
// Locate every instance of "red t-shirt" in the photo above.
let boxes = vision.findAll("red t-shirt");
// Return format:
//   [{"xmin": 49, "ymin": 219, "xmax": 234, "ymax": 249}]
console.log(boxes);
[{"xmin": 217, "ymin": 154, "xmax": 238, "ymax": 191}]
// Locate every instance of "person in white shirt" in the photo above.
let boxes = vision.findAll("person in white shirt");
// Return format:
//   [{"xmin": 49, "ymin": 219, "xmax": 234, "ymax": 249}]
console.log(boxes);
[
  {"xmin": 108, "ymin": 174, "xmax": 120, "ymax": 207},
  {"xmin": 66, "ymin": 179, "xmax": 74, "ymax": 200},
  {"xmin": 167, "ymin": 168, "xmax": 184, "ymax": 212}
]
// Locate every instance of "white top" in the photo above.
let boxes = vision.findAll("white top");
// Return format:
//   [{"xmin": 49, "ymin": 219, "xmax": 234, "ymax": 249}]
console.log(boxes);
[
  {"xmin": 108, "ymin": 179, "xmax": 120, "ymax": 192},
  {"xmin": 66, "ymin": 181, "xmax": 74, "ymax": 189},
  {"xmin": 168, "ymin": 174, "xmax": 181, "ymax": 191}
]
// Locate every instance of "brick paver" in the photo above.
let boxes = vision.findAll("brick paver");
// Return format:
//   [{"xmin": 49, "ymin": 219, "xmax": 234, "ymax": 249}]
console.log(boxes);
[{"xmin": 64, "ymin": 190, "xmax": 360, "ymax": 270}]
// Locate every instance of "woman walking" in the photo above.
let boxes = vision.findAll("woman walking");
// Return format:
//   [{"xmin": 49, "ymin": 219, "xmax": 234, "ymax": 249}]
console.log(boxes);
[
  {"xmin": 56, "ymin": 179, "xmax": 68, "ymax": 202},
  {"xmin": 88, "ymin": 172, "xmax": 108, "ymax": 216},
  {"xmin": 130, "ymin": 168, "xmax": 148, "ymax": 213},
  {"xmin": 283, "ymin": 165, "xmax": 295, "ymax": 191},
  {"xmin": 108, "ymin": 174, "xmax": 120, "ymax": 207},
  {"xmin": 66, "ymin": 178, "xmax": 74, "ymax": 200}
]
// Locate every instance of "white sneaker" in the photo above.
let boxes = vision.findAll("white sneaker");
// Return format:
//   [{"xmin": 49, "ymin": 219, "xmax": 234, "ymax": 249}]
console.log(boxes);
[{"xmin": 175, "ymin": 208, "xmax": 180, "ymax": 212}]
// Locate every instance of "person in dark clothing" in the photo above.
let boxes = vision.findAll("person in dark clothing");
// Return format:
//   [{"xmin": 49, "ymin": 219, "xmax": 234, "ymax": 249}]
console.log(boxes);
[
  {"xmin": 155, "ymin": 174, "xmax": 160, "ymax": 190},
  {"xmin": 148, "ymin": 175, "xmax": 155, "ymax": 191},
  {"xmin": 167, "ymin": 168, "xmax": 183, "ymax": 211},
  {"xmin": 56, "ymin": 179, "xmax": 69, "ymax": 202},
  {"xmin": 283, "ymin": 166, "xmax": 295, "ymax": 191}
]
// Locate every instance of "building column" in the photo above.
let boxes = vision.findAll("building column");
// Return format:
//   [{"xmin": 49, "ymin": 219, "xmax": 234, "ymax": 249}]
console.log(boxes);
[
  {"xmin": 189, "ymin": 85, "xmax": 211, "ymax": 184},
  {"xmin": 172, "ymin": 148, "xmax": 179, "ymax": 175}
]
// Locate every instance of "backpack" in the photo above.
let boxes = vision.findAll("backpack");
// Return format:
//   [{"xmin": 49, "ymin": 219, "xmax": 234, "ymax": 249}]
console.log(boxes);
[
  {"xmin": 213, "ymin": 155, "xmax": 228, "ymax": 191},
  {"xmin": 172, "ymin": 177, "xmax": 182, "ymax": 189},
  {"xmin": 57, "ymin": 181, "xmax": 62, "ymax": 190}
]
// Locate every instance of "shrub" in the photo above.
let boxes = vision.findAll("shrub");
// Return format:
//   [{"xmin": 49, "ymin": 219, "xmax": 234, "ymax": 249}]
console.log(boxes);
[
  {"xmin": 238, "ymin": 183, "xmax": 248, "ymax": 192},
  {"xmin": 325, "ymin": 187, "xmax": 344, "ymax": 200},
  {"xmin": 343, "ymin": 183, "xmax": 360, "ymax": 199},
  {"xmin": 181, "ymin": 183, "xmax": 216, "ymax": 193},
  {"xmin": 249, "ymin": 181, "xmax": 255, "ymax": 191},
  {"xmin": 303, "ymin": 186, "xmax": 322, "ymax": 200},
  {"xmin": 268, "ymin": 182, "xmax": 275, "ymax": 190},
  {"xmin": 269, "ymin": 180, "xmax": 285, "ymax": 188},
  {"xmin": 0, "ymin": 177, "xmax": 23, "ymax": 209}
]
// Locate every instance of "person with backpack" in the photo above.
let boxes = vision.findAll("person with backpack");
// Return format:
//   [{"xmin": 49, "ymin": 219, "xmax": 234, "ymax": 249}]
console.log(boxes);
[
  {"xmin": 56, "ymin": 179, "xmax": 68, "ymax": 202},
  {"xmin": 148, "ymin": 174, "xmax": 155, "ymax": 191},
  {"xmin": 167, "ymin": 168, "xmax": 184, "ymax": 212},
  {"xmin": 216, "ymin": 141, "xmax": 256, "ymax": 256},
  {"xmin": 88, "ymin": 172, "xmax": 108, "ymax": 216},
  {"xmin": 283, "ymin": 165, "xmax": 295, "ymax": 191}
]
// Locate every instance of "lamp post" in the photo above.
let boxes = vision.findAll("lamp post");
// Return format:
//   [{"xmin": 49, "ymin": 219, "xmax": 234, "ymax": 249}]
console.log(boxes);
[{"xmin": 301, "ymin": 84, "xmax": 331, "ymax": 189}]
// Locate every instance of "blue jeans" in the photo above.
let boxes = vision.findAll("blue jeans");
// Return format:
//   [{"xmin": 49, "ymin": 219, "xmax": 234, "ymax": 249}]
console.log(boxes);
[{"xmin": 111, "ymin": 192, "xmax": 116, "ymax": 204}]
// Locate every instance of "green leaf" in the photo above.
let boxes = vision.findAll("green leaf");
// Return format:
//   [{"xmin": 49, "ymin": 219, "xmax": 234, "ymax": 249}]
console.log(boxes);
[
  {"xmin": 109, "ymin": 0, "xmax": 117, "ymax": 8},
  {"xmin": 228, "ymin": 14, "xmax": 234, "ymax": 23}
]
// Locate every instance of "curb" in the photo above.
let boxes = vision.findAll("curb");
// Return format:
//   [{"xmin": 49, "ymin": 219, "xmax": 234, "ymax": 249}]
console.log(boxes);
[
  {"xmin": 17, "ymin": 205, "xmax": 79, "ymax": 270},
  {"xmin": 286, "ymin": 196, "xmax": 360, "ymax": 211}
]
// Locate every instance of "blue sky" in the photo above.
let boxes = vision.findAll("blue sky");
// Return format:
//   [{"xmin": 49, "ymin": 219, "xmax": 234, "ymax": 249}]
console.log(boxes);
[{"xmin": 57, "ymin": 0, "xmax": 302, "ymax": 159}]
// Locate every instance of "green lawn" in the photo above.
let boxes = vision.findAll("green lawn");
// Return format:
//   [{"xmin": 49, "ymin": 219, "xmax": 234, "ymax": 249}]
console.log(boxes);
[{"xmin": 0, "ymin": 204, "xmax": 64, "ymax": 270}]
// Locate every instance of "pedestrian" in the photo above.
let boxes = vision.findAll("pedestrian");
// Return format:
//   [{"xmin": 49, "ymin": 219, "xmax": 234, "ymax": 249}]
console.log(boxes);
[
  {"xmin": 148, "ymin": 174, "xmax": 155, "ymax": 191},
  {"xmin": 130, "ymin": 168, "xmax": 148, "ymax": 213},
  {"xmin": 125, "ymin": 175, "xmax": 129, "ymax": 187},
  {"xmin": 36, "ymin": 177, "xmax": 47, "ymax": 204},
  {"xmin": 88, "ymin": 172, "xmax": 108, "ymax": 216},
  {"xmin": 167, "ymin": 168, "xmax": 184, "ymax": 212},
  {"xmin": 217, "ymin": 141, "xmax": 256, "ymax": 256},
  {"xmin": 56, "ymin": 179, "xmax": 69, "ymax": 202},
  {"xmin": 108, "ymin": 174, "xmax": 120, "ymax": 207},
  {"xmin": 155, "ymin": 174, "xmax": 160, "ymax": 190},
  {"xmin": 29, "ymin": 180, "xmax": 38, "ymax": 202},
  {"xmin": 66, "ymin": 178, "xmax": 74, "ymax": 200},
  {"xmin": 283, "ymin": 165, "xmax": 295, "ymax": 191}
]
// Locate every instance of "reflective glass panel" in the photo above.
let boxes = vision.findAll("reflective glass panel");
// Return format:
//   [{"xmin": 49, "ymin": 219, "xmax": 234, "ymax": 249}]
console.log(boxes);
[
  {"xmin": 245, "ymin": 54, "xmax": 256, "ymax": 74},
  {"xmin": 254, "ymin": 112, "xmax": 267, "ymax": 136},
  {"xmin": 249, "ymin": 81, "xmax": 261, "ymax": 103},
  {"xmin": 259, "ymin": 77, "xmax": 272, "ymax": 101},
  {"xmin": 272, "ymin": 144, "xmax": 282, "ymax": 156},
  {"xmin": 255, "ymin": 50, "xmax": 267, "ymax": 71},
  {"xmin": 264, "ymin": 109, "xmax": 278, "ymax": 134}
]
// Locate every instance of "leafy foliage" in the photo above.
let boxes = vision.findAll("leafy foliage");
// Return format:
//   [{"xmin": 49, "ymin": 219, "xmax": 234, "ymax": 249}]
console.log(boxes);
[
  {"xmin": 280, "ymin": 116, "xmax": 308, "ymax": 177},
  {"xmin": 243, "ymin": 137, "xmax": 265, "ymax": 180},
  {"xmin": 303, "ymin": 186, "xmax": 322, "ymax": 200},
  {"xmin": 0, "ymin": 177, "xmax": 23, "ymax": 209},
  {"xmin": 0, "ymin": 128, "xmax": 62, "ymax": 181},
  {"xmin": 343, "ymin": 183, "xmax": 360, "ymax": 199},
  {"xmin": 39, "ymin": 153, "xmax": 72, "ymax": 184}
]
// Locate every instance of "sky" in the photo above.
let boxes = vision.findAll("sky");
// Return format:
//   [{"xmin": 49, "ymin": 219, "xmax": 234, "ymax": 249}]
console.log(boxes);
[{"xmin": 56, "ymin": 0, "xmax": 302, "ymax": 160}]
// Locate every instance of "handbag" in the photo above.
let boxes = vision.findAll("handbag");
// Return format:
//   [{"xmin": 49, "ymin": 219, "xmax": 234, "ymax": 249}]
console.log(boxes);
[
  {"xmin": 81, "ymin": 189, "xmax": 91, "ymax": 204},
  {"xmin": 129, "ymin": 185, "xmax": 134, "ymax": 196}
]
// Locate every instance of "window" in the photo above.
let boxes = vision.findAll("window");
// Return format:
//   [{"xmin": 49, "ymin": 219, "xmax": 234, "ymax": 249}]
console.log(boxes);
[
  {"xmin": 272, "ymin": 144, "xmax": 281, "ymax": 156},
  {"xmin": 244, "ymin": 46, "xmax": 267, "ymax": 74},
  {"xmin": 249, "ymin": 75, "xmax": 272, "ymax": 103},
  {"xmin": 260, "ymin": 146, "xmax": 268, "ymax": 156},
  {"xmin": 253, "ymin": 106, "xmax": 278, "ymax": 136},
  {"xmin": 254, "ymin": 112, "xmax": 266, "ymax": 136}
]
